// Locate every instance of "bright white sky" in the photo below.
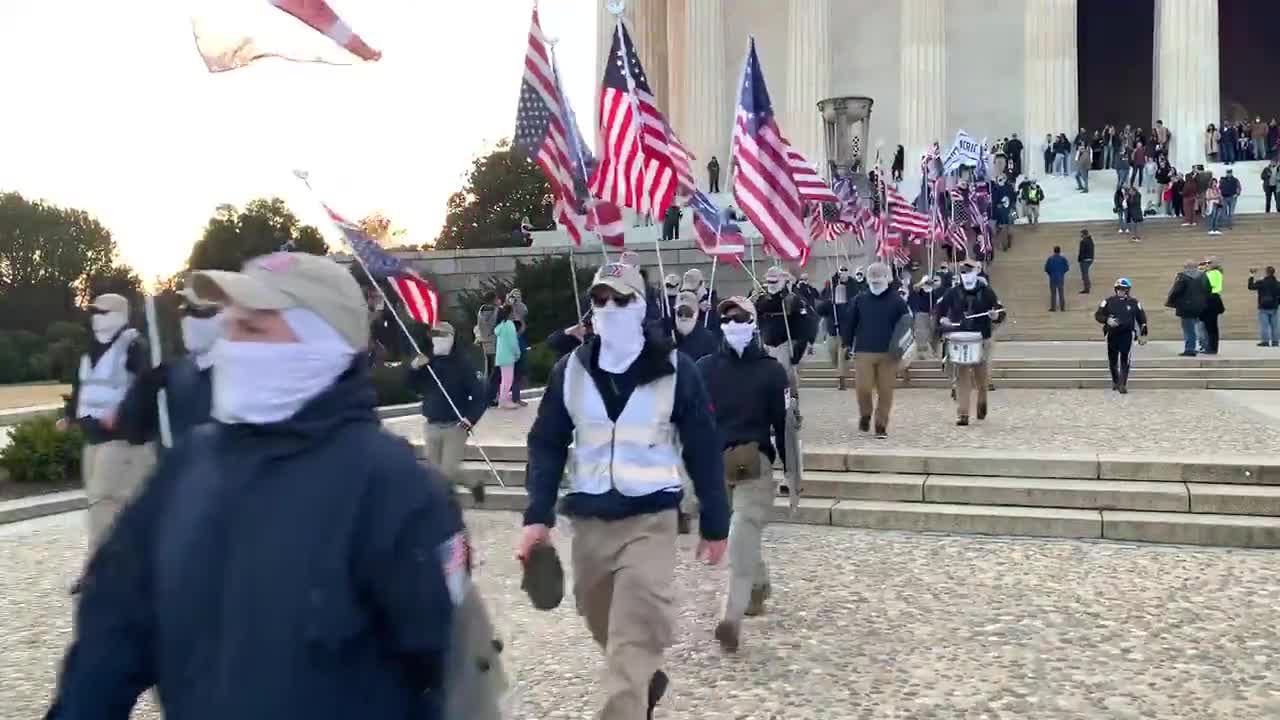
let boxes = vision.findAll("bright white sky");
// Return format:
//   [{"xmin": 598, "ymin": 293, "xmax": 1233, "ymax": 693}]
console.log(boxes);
[{"xmin": 0, "ymin": 0, "xmax": 596, "ymax": 281}]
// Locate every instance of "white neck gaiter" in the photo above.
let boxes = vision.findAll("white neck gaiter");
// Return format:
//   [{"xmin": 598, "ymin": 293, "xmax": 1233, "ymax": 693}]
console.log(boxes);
[
  {"xmin": 181, "ymin": 315, "xmax": 223, "ymax": 370},
  {"xmin": 723, "ymin": 321, "xmax": 756, "ymax": 356},
  {"xmin": 593, "ymin": 299, "xmax": 647, "ymax": 373},
  {"xmin": 210, "ymin": 308, "xmax": 357, "ymax": 425},
  {"xmin": 92, "ymin": 312, "xmax": 127, "ymax": 344}
]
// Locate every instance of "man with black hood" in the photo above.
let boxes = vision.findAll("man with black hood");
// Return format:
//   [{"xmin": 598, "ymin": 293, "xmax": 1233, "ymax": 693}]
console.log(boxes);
[
  {"xmin": 115, "ymin": 287, "xmax": 221, "ymax": 452},
  {"xmin": 935, "ymin": 261, "xmax": 1005, "ymax": 426},
  {"xmin": 59, "ymin": 293, "xmax": 156, "ymax": 565},
  {"xmin": 49, "ymin": 252, "xmax": 504, "ymax": 719},
  {"xmin": 696, "ymin": 296, "xmax": 789, "ymax": 654},
  {"xmin": 409, "ymin": 320, "xmax": 488, "ymax": 500},
  {"xmin": 518, "ymin": 262, "xmax": 729, "ymax": 719}
]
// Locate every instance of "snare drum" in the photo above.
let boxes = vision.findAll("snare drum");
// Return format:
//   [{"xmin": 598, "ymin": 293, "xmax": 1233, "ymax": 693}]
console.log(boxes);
[{"xmin": 946, "ymin": 331, "xmax": 985, "ymax": 366}]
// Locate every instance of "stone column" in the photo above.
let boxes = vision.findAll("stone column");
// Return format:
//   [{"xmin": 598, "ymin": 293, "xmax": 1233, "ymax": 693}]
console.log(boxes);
[
  {"xmin": 898, "ymin": 0, "xmax": 947, "ymax": 166},
  {"xmin": 685, "ymin": 0, "xmax": 727, "ymax": 183},
  {"xmin": 666, "ymin": 0, "xmax": 688, "ymax": 138},
  {"xmin": 1154, "ymin": 0, "xmax": 1220, "ymax": 172},
  {"xmin": 784, "ymin": 0, "xmax": 831, "ymax": 168},
  {"xmin": 1023, "ymin": 0, "xmax": 1079, "ymax": 174}
]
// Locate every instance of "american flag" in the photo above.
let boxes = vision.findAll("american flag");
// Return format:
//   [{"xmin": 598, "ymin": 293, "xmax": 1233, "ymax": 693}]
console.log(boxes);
[
  {"xmin": 325, "ymin": 205, "xmax": 439, "ymax": 326},
  {"xmin": 514, "ymin": 8, "xmax": 623, "ymax": 247},
  {"xmin": 809, "ymin": 203, "xmax": 852, "ymax": 244},
  {"xmin": 191, "ymin": 0, "xmax": 381, "ymax": 73},
  {"xmin": 886, "ymin": 185, "xmax": 929, "ymax": 238},
  {"xmin": 788, "ymin": 150, "xmax": 840, "ymax": 204},
  {"xmin": 688, "ymin": 190, "xmax": 745, "ymax": 258},
  {"xmin": 731, "ymin": 38, "xmax": 808, "ymax": 261},
  {"xmin": 590, "ymin": 20, "xmax": 678, "ymax": 221},
  {"xmin": 436, "ymin": 532, "xmax": 472, "ymax": 606}
]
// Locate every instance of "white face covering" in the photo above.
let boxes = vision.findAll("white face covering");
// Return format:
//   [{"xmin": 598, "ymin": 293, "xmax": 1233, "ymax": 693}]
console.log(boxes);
[
  {"xmin": 854, "ymin": 273, "xmax": 866, "ymax": 283},
  {"xmin": 868, "ymin": 281, "xmax": 889, "ymax": 295},
  {"xmin": 961, "ymin": 272, "xmax": 979, "ymax": 290},
  {"xmin": 723, "ymin": 321, "xmax": 756, "ymax": 355},
  {"xmin": 675, "ymin": 317, "xmax": 697, "ymax": 336},
  {"xmin": 91, "ymin": 312, "xmax": 127, "ymax": 344},
  {"xmin": 432, "ymin": 336, "xmax": 454, "ymax": 356},
  {"xmin": 211, "ymin": 308, "xmax": 357, "ymax": 425},
  {"xmin": 593, "ymin": 298, "xmax": 647, "ymax": 373},
  {"xmin": 181, "ymin": 315, "xmax": 223, "ymax": 369},
  {"xmin": 766, "ymin": 280, "xmax": 784, "ymax": 294}
]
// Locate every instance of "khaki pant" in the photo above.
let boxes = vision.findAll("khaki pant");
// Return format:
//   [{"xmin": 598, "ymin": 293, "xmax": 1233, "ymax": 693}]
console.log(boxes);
[
  {"xmin": 722, "ymin": 461, "xmax": 773, "ymax": 623},
  {"xmin": 571, "ymin": 511, "xmax": 678, "ymax": 720},
  {"xmin": 853, "ymin": 352, "xmax": 897, "ymax": 429},
  {"xmin": 422, "ymin": 420, "xmax": 469, "ymax": 487},
  {"xmin": 1027, "ymin": 204, "xmax": 1040, "ymax": 224},
  {"xmin": 955, "ymin": 340, "xmax": 993, "ymax": 418},
  {"xmin": 83, "ymin": 440, "xmax": 156, "ymax": 555}
]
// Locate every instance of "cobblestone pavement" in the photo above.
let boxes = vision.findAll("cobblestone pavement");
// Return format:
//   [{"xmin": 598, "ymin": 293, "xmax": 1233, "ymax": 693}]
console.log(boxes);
[
  {"xmin": 4, "ymin": 511, "xmax": 1280, "ymax": 719},
  {"xmin": 387, "ymin": 387, "xmax": 1280, "ymax": 458}
]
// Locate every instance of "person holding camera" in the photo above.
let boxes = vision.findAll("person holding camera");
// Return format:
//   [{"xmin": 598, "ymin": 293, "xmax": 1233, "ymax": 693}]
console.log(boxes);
[{"xmin": 1248, "ymin": 266, "xmax": 1280, "ymax": 347}]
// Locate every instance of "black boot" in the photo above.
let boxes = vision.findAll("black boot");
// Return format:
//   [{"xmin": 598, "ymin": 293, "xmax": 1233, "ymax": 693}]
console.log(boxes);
[
  {"xmin": 714, "ymin": 620, "xmax": 741, "ymax": 653},
  {"xmin": 1118, "ymin": 384, "xmax": 1128, "ymax": 394},
  {"xmin": 858, "ymin": 416, "xmax": 871, "ymax": 433},
  {"xmin": 648, "ymin": 670, "xmax": 670, "ymax": 718},
  {"xmin": 874, "ymin": 425, "xmax": 887, "ymax": 439},
  {"xmin": 957, "ymin": 415, "xmax": 970, "ymax": 426},
  {"xmin": 677, "ymin": 512, "xmax": 691, "ymax": 535},
  {"xmin": 977, "ymin": 404, "xmax": 988, "ymax": 420}
]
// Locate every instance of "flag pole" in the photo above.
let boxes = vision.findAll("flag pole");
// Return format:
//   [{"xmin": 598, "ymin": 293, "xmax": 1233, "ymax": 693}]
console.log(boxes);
[
  {"xmin": 292, "ymin": 170, "xmax": 506, "ymax": 490},
  {"xmin": 705, "ymin": 256, "xmax": 718, "ymax": 328},
  {"xmin": 547, "ymin": 39, "xmax": 587, "ymax": 318},
  {"xmin": 143, "ymin": 294, "xmax": 172, "ymax": 449}
]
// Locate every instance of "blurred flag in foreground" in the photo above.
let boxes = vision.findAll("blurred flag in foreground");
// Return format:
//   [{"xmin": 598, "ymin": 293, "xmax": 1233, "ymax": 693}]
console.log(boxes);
[
  {"xmin": 324, "ymin": 205, "xmax": 439, "ymax": 326},
  {"xmin": 192, "ymin": 0, "xmax": 381, "ymax": 73}
]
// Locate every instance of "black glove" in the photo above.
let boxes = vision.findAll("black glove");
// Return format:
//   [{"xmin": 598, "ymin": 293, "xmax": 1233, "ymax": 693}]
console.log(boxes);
[{"xmin": 470, "ymin": 483, "xmax": 486, "ymax": 505}]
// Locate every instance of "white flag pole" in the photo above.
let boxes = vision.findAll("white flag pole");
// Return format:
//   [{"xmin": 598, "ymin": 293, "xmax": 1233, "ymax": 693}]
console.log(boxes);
[{"xmin": 291, "ymin": 170, "xmax": 506, "ymax": 489}]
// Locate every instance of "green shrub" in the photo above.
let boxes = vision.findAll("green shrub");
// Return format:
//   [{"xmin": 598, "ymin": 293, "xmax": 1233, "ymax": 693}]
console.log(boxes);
[
  {"xmin": 0, "ymin": 416, "xmax": 84, "ymax": 484},
  {"xmin": 370, "ymin": 363, "xmax": 420, "ymax": 406},
  {"xmin": 525, "ymin": 342, "xmax": 558, "ymax": 386}
]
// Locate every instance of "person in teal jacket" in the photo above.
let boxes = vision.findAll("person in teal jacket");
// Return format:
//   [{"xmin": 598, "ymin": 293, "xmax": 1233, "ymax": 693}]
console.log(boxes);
[{"xmin": 494, "ymin": 305, "xmax": 521, "ymax": 409}]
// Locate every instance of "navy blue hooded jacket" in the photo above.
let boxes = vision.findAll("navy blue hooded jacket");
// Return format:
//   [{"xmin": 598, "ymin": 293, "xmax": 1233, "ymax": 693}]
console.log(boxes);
[
  {"xmin": 675, "ymin": 323, "xmax": 719, "ymax": 362},
  {"xmin": 524, "ymin": 336, "xmax": 730, "ymax": 541},
  {"xmin": 409, "ymin": 346, "xmax": 487, "ymax": 426},
  {"xmin": 117, "ymin": 355, "xmax": 212, "ymax": 448},
  {"xmin": 696, "ymin": 342, "xmax": 789, "ymax": 465},
  {"xmin": 48, "ymin": 363, "xmax": 464, "ymax": 720}
]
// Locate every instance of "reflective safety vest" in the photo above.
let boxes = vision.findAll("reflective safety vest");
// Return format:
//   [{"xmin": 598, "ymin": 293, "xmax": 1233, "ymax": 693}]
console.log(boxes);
[
  {"xmin": 563, "ymin": 351, "xmax": 682, "ymax": 497},
  {"xmin": 76, "ymin": 329, "xmax": 138, "ymax": 420}
]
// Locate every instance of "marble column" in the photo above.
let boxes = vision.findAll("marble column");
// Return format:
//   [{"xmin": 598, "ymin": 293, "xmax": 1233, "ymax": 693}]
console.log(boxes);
[
  {"xmin": 684, "ymin": 0, "xmax": 727, "ymax": 183},
  {"xmin": 630, "ymin": 0, "xmax": 668, "ymax": 113},
  {"xmin": 1023, "ymin": 0, "xmax": 1079, "ymax": 174},
  {"xmin": 666, "ymin": 0, "xmax": 688, "ymax": 140},
  {"xmin": 898, "ymin": 0, "xmax": 947, "ymax": 165},
  {"xmin": 784, "ymin": 0, "xmax": 831, "ymax": 169},
  {"xmin": 1154, "ymin": 0, "xmax": 1220, "ymax": 173}
]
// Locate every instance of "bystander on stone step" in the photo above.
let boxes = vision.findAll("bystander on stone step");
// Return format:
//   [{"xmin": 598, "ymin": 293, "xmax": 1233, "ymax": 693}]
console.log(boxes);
[
  {"xmin": 830, "ymin": 500, "xmax": 1103, "ymax": 540},
  {"xmin": 924, "ymin": 475, "xmax": 1189, "ymax": 512},
  {"xmin": 1101, "ymin": 511, "xmax": 1280, "ymax": 548},
  {"xmin": 1187, "ymin": 484, "xmax": 1280, "ymax": 516}
]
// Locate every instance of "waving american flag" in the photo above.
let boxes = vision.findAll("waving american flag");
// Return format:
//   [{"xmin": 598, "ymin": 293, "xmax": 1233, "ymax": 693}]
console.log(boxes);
[
  {"xmin": 731, "ymin": 38, "xmax": 808, "ymax": 261},
  {"xmin": 514, "ymin": 8, "xmax": 623, "ymax": 247},
  {"xmin": 325, "ymin": 205, "xmax": 438, "ymax": 326},
  {"xmin": 590, "ymin": 20, "xmax": 678, "ymax": 222}
]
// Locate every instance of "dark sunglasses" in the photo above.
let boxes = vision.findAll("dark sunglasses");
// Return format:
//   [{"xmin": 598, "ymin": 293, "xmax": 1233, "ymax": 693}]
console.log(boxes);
[
  {"xmin": 589, "ymin": 292, "xmax": 634, "ymax": 309},
  {"xmin": 180, "ymin": 303, "xmax": 220, "ymax": 319},
  {"xmin": 675, "ymin": 306, "xmax": 696, "ymax": 319},
  {"xmin": 719, "ymin": 311, "xmax": 753, "ymax": 325}
]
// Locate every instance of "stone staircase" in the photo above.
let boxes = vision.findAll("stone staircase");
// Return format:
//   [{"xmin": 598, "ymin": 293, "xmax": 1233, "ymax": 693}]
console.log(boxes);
[
  {"xmin": 798, "ymin": 356, "xmax": 1280, "ymax": 390},
  {"xmin": 986, "ymin": 213, "xmax": 1280, "ymax": 340},
  {"xmin": 421, "ymin": 442, "xmax": 1280, "ymax": 549}
]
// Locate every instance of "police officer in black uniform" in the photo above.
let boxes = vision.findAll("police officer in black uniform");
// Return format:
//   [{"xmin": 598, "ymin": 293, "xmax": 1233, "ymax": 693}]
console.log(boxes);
[{"xmin": 1094, "ymin": 277, "xmax": 1149, "ymax": 394}]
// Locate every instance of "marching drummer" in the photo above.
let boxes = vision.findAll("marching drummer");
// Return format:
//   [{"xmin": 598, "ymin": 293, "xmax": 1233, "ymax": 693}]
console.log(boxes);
[{"xmin": 934, "ymin": 261, "xmax": 1005, "ymax": 426}]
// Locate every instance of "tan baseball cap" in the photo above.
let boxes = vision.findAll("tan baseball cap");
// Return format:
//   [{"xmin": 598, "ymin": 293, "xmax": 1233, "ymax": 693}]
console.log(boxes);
[
  {"xmin": 675, "ymin": 290, "xmax": 700, "ymax": 310},
  {"xmin": 717, "ymin": 296, "xmax": 756, "ymax": 318},
  {"xmin": 192, "ymin": 252, "xmax": 370, "ymax": 350},
  {"xmin": 590, "ymin": 262, "xmax": 646, "ymax": 298},
  {"xmin": 90, "ymin": 293, "xmax": 129, "ymax": 315}
]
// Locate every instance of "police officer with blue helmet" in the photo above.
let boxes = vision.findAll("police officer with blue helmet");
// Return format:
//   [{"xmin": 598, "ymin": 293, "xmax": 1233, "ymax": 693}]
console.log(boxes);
[{"xmin": 1095, "ymin": 277, "xmax": 1149, "ymax": 394}]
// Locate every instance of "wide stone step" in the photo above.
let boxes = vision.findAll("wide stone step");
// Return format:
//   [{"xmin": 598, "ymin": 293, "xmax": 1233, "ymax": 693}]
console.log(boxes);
[
  {"xmin": 923, "ymin": 475, "xmax": 1189, "ymax": 512},
  {"xmin": 454, "ymin": 444, "xmax": 1280, "ymax": 485}
]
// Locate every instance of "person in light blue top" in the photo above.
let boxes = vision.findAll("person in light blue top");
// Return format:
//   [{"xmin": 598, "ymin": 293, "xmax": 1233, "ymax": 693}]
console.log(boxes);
[{"xmin": 493, "ymin": 305, "xmax": 521, "ymax": 409}]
